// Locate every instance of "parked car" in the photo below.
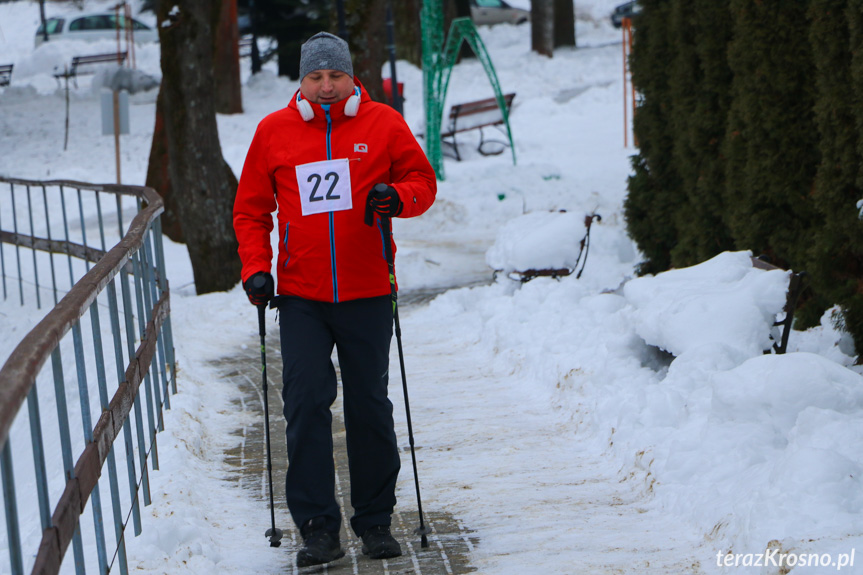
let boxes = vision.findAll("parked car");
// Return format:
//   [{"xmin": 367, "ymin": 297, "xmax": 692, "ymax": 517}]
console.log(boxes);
[
  {"xmin": 35, "ymin": 13, "xmax": 159, "ymax": 47},
  {"xmin": 610, "ymin": 1, "xmax": 640, "ymax": 28},
  {"xmin": 470, "ymin": 0, "xmax": 529, "ymax": 26}
]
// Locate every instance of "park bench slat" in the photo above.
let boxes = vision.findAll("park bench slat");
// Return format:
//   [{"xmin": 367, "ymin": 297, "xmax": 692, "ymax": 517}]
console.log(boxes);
[
  {"xmin": 441, "ymin": 92, "xmax": 515, "ymax": 161},
  {"xmin": 0, "ymin": 64, "xmax": 13, "ymax": 87},
  {"xmin": 54, "ymin": 52, "xmax": 127, "ymax": 87}
]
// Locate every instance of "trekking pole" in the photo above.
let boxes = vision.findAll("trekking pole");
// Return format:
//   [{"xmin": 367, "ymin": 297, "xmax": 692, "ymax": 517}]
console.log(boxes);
[
  {"xmin": 365, "ymin": 190, "xmax": 430, "ymax": 548},
  {"xmin": 254, "ymin": 287, "xmax": 283, "ymax": 548}
]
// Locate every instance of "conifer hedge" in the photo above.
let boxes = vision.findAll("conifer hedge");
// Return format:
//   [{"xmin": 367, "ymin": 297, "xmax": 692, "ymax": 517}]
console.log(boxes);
[
  {"xmin": 624, "ymin": 0, "xmax": 681, "ymax": 275},
  {"xmin": 673, "ymin": 0, "xmax": 735, "ymax": 264},
  {"xmin": 625, "ymin": 0, "xmax": 863, "ymax": 355},
  {"xmin": 806, "ymin": 0, "xmax": 863, "ymax": 338}
]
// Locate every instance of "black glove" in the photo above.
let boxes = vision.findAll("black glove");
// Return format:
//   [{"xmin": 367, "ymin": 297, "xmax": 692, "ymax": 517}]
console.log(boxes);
[
  {"xmin": 243, "ymin": 272, "xmax": 274, "ymax": 306},
  {"xmin": 368, "ymin": 183, "xmax": 403, "ymax": 217}
]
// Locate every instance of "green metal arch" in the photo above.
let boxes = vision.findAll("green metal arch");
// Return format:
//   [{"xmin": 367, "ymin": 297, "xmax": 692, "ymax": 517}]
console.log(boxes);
[
  {"xmin": 421, "ymin": 9, "xmax": 515, "ymax": 180},
  {"xmin": 439, "ymin": 18, "xmax": 516, "ymax": 168}
]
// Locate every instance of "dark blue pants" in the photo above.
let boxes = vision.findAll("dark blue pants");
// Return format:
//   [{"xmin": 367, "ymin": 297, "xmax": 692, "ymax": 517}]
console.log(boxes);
[{"xmin": 276, "ymin": 295, "xmax": 400, "ymax": 538}]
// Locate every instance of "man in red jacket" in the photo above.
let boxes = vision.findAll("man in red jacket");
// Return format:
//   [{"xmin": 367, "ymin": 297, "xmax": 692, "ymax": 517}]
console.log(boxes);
[{"xmin": 233, "ymin": 31, "xmax": 436, "ymax": 568}]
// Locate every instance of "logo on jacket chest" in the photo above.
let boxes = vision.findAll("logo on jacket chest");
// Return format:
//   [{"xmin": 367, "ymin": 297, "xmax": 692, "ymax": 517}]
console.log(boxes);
[{"xmin": 354, "ymin": 143, "xmax": 368, "ymax": 153}]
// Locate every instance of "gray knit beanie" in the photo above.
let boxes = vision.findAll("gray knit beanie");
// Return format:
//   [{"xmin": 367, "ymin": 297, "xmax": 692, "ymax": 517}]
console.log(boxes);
[{"xmin": 299, "ymin": 32, "xmax": 353, "ymax": 80}]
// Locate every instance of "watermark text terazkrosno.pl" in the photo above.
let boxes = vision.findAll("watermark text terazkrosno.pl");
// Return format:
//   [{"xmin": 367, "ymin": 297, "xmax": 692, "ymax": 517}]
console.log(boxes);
[{"xmin": 716, "ymin": 549, "xmax": 855, "ymax": 570}]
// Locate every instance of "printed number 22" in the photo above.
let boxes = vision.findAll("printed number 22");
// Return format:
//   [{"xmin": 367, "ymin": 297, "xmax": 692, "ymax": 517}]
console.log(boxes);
[{"xmin": 308, "ymin": 172, "xmax": 340, "ymax": 202}]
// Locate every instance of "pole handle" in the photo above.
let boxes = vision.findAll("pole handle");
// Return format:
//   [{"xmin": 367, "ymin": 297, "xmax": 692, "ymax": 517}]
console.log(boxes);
[
  {"xmin": 381, "ymin": 216, "xmax": 393, "ymax": 266},
  {"xmin": 364, "ymin": 184, "xmax": 388, "ymax": 227},
  {"xmin": 253, "ymin": 274, "xmax": 268, "ymax": 336},
  {"xmin": 257, "ymin": 303, "xmax": 265, "ymax": 336}
]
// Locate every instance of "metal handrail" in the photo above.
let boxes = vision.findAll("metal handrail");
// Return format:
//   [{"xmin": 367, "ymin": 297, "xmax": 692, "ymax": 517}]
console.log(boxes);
[
  {"xmin": 0, "ymin": 177, "xmax": 175, "ymax": 575},
  {"xmin": 0, "ymin": 182, "xmax": 163, "ymax": 447}
]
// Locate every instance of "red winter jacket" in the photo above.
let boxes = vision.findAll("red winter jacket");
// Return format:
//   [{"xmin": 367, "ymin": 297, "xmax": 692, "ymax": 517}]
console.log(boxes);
[{"xmin": 233, "ymin": 81, "xmax": 437, "ymax": 303}]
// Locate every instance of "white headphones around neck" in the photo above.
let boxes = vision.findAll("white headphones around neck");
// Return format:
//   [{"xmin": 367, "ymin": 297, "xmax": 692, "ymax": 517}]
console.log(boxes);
[
  {"xmin": 344, "ymin": 86, "xmax": 361, "ymax": 117},
  {"xmin": 296, "ymin": 86, "xmax": 361, "ymax": 122}
]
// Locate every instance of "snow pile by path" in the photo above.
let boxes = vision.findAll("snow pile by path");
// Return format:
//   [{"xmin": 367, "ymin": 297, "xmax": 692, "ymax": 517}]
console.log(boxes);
[
  {"xmin": 623, "ymin": 250, "xmax": 789, "ymax": 357},
  {"xmin": 414, "ymin": 249, "xmax": 863, "ymax": 571}
]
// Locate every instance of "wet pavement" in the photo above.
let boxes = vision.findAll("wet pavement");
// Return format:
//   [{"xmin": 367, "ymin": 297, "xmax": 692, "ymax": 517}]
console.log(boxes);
[{"xmin": 214, "ymin": 293, "xmax": 477, "ymax": 574}]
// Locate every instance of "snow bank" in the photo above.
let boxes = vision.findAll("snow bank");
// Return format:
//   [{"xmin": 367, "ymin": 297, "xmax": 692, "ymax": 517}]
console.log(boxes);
[
  {"xmin": 623, "ymin": 251, "xmax": 790, "ymax": 357},
  {"xmin": 419, "ymin": 248, "xmax": 863, "ymax": 569}
]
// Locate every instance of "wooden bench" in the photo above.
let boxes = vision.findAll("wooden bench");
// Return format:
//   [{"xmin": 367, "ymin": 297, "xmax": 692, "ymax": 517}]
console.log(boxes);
[
  {"xmin": 751, "ymin": 256, "xmax": 806, "ymax": 354},
  {"xmin": 0, "ymin": 64, "xmax": 13, "ymax": 87},
  {"xmin": 441, "ymin": 92, "xmax": 515, "ymax": 161},
  {"xmin": 239, "ymin": 36, "xmax": 254, "ymax": 58},
  {"xmin": 54, "ymin": 52, "xmax": 127, "ymax": 88},
  {"xmin": 491, "ymin": 213, "xmax": 602, "ymax": 283}
]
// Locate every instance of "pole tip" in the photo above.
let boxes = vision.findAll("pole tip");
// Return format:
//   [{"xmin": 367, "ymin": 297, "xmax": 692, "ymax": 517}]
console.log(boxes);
[{"xmin": 266, "ymin": 527, "xmax": 283, "ymax": 547}]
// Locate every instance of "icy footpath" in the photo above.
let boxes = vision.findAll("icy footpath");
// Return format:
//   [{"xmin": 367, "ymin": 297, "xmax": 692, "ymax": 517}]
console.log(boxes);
[
  {"xmin": 396, "ymin": 289, "xmax": 712, "ymax": 574},
  {"xmin": 400, "ymin": 243, "xmax": 863, "ymax": 574}
]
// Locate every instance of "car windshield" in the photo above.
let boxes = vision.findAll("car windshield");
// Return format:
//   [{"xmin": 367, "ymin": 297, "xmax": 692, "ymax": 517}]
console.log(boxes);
[
  {"xmin": 36, "ymin": 18, "xmax": 64, "ymax": 35},
  {"xmin": 69, "ymin": 15, "xmax": 114, "ymax": 31},
  {"xmin": 475, "ymin": 0, "xmax": 504, "ymax": 7},
  {"xmin": 115, "ymin": 15, "xmax": 152, "ymax": 30},
  {"xmin": 66, "ymin": 14, "xmax": 150, "ymax": 32}
]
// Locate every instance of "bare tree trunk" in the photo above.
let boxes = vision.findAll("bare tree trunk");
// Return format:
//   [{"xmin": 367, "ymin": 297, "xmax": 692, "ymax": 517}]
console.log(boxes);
[
  {"xmin": 156, "ymin": 0, "xmax": 242, "ymax": 294},
  {"xmin": 454, "ymin": 0, "xmax": 475, "ymax": 59},
  {"xmin": 553, "ymin": 0, "xmax": 575, "ymax": 48},
  {"xmin": 531, "ymin": 0, "xmax": 554, "ymax": 57},
  {"xmin": 145, "ymin": 86, "xmax": 184, "ymax": 242},
  {"xmin": 214, "ymin": 0, "xmax": 243, "ymax": 114},
  {"xmin": 394, "ymin": 0, "xmax": 422, "ymax": 68},
  {"xmin": 443, "ymin": 0, "xmax": 459, "ymax": 31},
  {"xmin": 276, "ymin": 32, "xmax": 303, "ymax": 79},
  {"xmin": 344, "ymin": 0, "xmax": 387, "ymax": 102}
]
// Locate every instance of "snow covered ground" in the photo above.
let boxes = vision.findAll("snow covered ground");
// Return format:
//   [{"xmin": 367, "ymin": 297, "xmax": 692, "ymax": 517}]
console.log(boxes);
[{"xmin": 3, "ymin": 0, "xmax": 863, "ymax": 573}]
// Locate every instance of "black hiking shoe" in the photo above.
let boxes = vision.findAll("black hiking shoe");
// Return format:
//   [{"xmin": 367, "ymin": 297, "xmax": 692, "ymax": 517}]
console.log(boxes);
[
  {"xmin": 296, "ymin": 518, "xmax": 345, "ymax": 568},
  {"xmin": 361, "ymin": 525, "xmax": 402, "ymax": 559}
]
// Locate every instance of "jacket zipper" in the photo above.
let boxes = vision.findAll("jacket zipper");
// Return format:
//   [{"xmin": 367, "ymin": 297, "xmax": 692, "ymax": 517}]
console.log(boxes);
[{"xmin": 324, "ymin": 106, "xmax": 339, "ymax": 302}]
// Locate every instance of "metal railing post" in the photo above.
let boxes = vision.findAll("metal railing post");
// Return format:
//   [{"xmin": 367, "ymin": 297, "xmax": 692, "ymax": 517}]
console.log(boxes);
[
  {"xmin": 107, "ymin": 279, "xmax": 143, "ymax": 537},
  {"xmin": 116, "ymin": 194, "xmax": 124, "ymax": 238},
  {"xmin": 89, "ymin": 297, "xmax": 129, "ymax": 575},
  {"xmin": 152, "ymin": 219, "xmax": 176, "ymax": 395},
  {"xmin": 119, "ymin": 265, "xmax": 152, "ymax": 506},
  {"xmin": 71, "ymin": 322, "xmax": 109, "ymax": 574},
  {"xmin": 42, "ymin": 184, "xmax": 59, "ymax": 306},
  {"xmin": 27, "ymin": 384, "xmax": 52, "ymax": 532},
  {"xmin": 26, "ymin": 185, "xmax": 42, "ymax": 309},
  {"xmin": 141, "ymin": 231, "xmax": 167, "ymax": 421},
  {"xmin": 1, "ymin": 442, "xmax": 23, "ymax": 575},
  {"xmin": 10, "ymin": 184, "xmax": 24, "ymax": 305},
  {"xmin": 76, "ymin": 188, "xmax": 91, "ymax": 273},
  {"xmin": 131, "ymin": 252, "xmax": 159, "ymax": 470},
  {"xmin": 50, "ymin": 348, "xmax": 87, "ymax": 575},
  {"xmin": 95, "ymin": 190, "xmax": 108, "ymax": 256},
  {"xmin": 1, "ymin": 183, "xmax": 7, "ymax": 301},
  {"xmin": 59, "ymin": 185, "xmax": 75, "ymax": 290}
]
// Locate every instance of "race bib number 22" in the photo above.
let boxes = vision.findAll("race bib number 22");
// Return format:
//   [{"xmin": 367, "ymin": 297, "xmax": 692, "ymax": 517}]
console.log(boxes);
[{"xmin": 295, "ymin": 158, "xmax": 353, "ymax": 216}]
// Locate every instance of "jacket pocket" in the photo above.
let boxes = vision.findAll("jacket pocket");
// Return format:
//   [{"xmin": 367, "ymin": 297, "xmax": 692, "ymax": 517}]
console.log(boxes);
[{"xmin": 283, "ymin": 222, "xmax": 291, "ymax": 268}]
